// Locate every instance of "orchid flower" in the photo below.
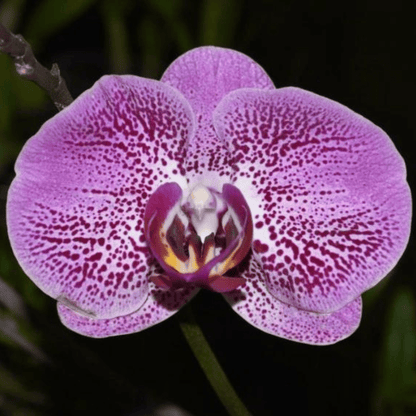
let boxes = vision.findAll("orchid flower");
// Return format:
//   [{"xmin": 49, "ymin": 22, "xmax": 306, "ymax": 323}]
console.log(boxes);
[{"xmin": 7, "ymin": 46, "xmax": 411, "ymax": 345}]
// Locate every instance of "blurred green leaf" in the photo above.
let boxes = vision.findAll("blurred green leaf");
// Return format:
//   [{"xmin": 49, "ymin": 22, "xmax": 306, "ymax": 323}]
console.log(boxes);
[
  {"xmin": 372, "ymin": 288, "xmax": 416, "ymax": 415},
  {"xmin": 383, "ymin": 290, "xmax": 416, "ymax": 390},
  {"xmin": 138, "ymin": 17, "xmax": 164, "ymax": 78},
  {"xmin": 0, "ymin": 277, "xmax": 27, "ymax": 319},
  {"xmin": 145, "ymin": 0, "xmax": 193, "ymax": 52},
  {"xmin": 200, "ymin": 0, "xmax": 241, "ymax": 46},
  {"xmin": 24, "ymin": 0, "xmax": 97, "ymax": 49},
  {"xmin": 0, "ymin": 362, "xmax": 46, "ymax": 404},
  {"xmin": 0, "ymin": 55, "xmax": 14, "ymax": 135},
  {"xmin": 0, "ymin": 0, "xmax": 26, "ymax": 30},
  {"xmin": 100, "ymin": 0, "xmax": 131, "ymax": 74},
  {"xmin": 0, "ymin": 308, "xmax": 49, "ymax": 363},
  {"xmin": 362, "ymin": 270, "xmax": 393, "ymax": 309},
  {"xmin": 13, "ymin": 71, "xmax": 48, "ymax": 112},
  {"xmin": 147, "ymin": 0, "xmax": 184, "ymax": 20}
]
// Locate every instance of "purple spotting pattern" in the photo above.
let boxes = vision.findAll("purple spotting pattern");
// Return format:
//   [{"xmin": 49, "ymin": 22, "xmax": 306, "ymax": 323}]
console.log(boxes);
[
  {"xmin": 214, "ymin": 88, "xmax": 411, "ymax": 315},
  {"xmin": 6, "ymin": 46, "xmax": 412, "ymax": 344},
  {"xmin": 7, "ymin": 76, "xmax": 195, "ymax": 319},
  {"xmin": 223, "ymin": 253, "xmax": 362, "ymax": 345},
  {"xmin": 57, "ymin": 263, "xmax": 198, "ymax": 337},
  {"xmin": 161, "ymin": 47, "xmax": 274, "ymax": 187}
]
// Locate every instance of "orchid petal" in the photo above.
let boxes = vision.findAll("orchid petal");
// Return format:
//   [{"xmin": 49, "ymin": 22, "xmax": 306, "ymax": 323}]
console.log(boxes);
[
  {"xmin": 58, "ymin": 269, "xmax": 199, "ymax": 338},
  {"xmin": 214, "ymin": 87, "xmax": 411, "ymax": 313},
  {"xmin": 161, "ymin": 46, "xmax": 274, "ymax": 186},
  {"xmin": 7, "ymin": 75, "xmax": 195, "ymax": 319},
  {"xmin": 223, "ymin": 255, "xmax": 362, "ymax": 345}
]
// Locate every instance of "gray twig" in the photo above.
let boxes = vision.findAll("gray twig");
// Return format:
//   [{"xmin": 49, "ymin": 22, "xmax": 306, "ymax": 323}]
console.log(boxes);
[{"xmin": 0, "ymin": 22, "xmax": 73, "ymax": 111}]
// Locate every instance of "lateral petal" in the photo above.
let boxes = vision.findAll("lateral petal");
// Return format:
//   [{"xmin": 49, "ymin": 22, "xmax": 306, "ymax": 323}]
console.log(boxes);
[
  {"xmin": 7, "ymin": 75, "xmax": 195, "ymax": 319},
  {"xmin": 215, "ymin": 87, "xmax": 411, "ymax": 313}
]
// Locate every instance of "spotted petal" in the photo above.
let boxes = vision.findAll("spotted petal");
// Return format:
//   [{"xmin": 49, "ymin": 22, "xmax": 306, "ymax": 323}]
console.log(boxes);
[
  {"xmin": 58, "ymin": 264, "xmax": 199, "ymax": 338},
  {"xmin": 7, "ymin": 75, "xmax": 195, "ymax": 319},
  {"xmin": 214, "ymin": 87, "xmax": 411, "ymax": 313},
  {"xmin": 223, "ymin": 254, "xmax": 362, "ymax": 345},
  {"xmin": 161, "ymin": 46, "xmax": 274, "ymax": 186}
]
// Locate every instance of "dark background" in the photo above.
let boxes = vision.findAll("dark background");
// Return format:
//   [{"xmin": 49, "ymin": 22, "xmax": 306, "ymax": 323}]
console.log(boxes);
[{"xmin": 0, "ymin": 0, "xmax": 415, "ymax": 415}]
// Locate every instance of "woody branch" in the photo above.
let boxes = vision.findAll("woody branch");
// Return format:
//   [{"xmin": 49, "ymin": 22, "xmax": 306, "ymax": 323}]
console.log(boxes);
[{"xmin": 0, "ymin": 22, "xmax": 73, "ymax": 110}]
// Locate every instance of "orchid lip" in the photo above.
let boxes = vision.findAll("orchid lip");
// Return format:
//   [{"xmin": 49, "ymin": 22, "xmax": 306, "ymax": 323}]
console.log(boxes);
[{"xmin": 144, "ymin": 182, "xmax": 253, "ymax": 292}]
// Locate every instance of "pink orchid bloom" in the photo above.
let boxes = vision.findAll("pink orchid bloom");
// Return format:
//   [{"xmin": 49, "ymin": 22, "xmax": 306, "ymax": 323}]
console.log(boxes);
[{"xmin": 7, "ymin": 47, "xmax": 411, "ymax": 344}]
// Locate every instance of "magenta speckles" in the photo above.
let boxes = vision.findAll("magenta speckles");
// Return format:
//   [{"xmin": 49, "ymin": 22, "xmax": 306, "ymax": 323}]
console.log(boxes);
[
  {"xmin": 7, "ymin": 76, "xmax": 195, "ymax": 320},
  {"xmin": 7, "ymin": 46, "xmax": 411, "ymax": 344},
  {"xmin": 214, "ymin": 88, "xmax": 411, "ymax": 316},
  {"xmin": 224, "ymin": 253, "xmax": 362, "ymax": 345},
  {"xmin": 57, "ymin": 266, "xmax": 198, "ymax": 338},
  {"xmin": 161, "ymin": 47, "xmax": 274, "ymax": 187}
]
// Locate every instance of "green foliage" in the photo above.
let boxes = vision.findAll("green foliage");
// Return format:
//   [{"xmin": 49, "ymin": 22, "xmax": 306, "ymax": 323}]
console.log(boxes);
[
  {"xmin": 0, "ymin": 55, "xmax": 13, "ymax": 135},
  {"xmin": 100, "ymin": 0, "xmax": 132, "ymax": 74},
  {"xmin": 373, "ymin": 289, "xmax": 416, "ymax": 415},
  {"xmin": 0, "ymin": 361, "xmax": 46, "ymax": 408},
  {"xmin": 144, "ymin": 0, "xmax": 193, "ymax": 52},
  {"xmin": 13, "ymin": 71, "xmax": 47, "ymax": 111},
  {"xmin": 200, "ymin": 0, "xmax": 242, "ymax": 46}
]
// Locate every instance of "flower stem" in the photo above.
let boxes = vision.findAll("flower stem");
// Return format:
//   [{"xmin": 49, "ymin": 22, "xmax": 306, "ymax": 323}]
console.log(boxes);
[
  {"xmin": 178, "ymin": 304, "xmax": 252, "ymax": 416},
  {"xmin": 0, "ymin": 22, "xmax": 73, "ymax": 110}
]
